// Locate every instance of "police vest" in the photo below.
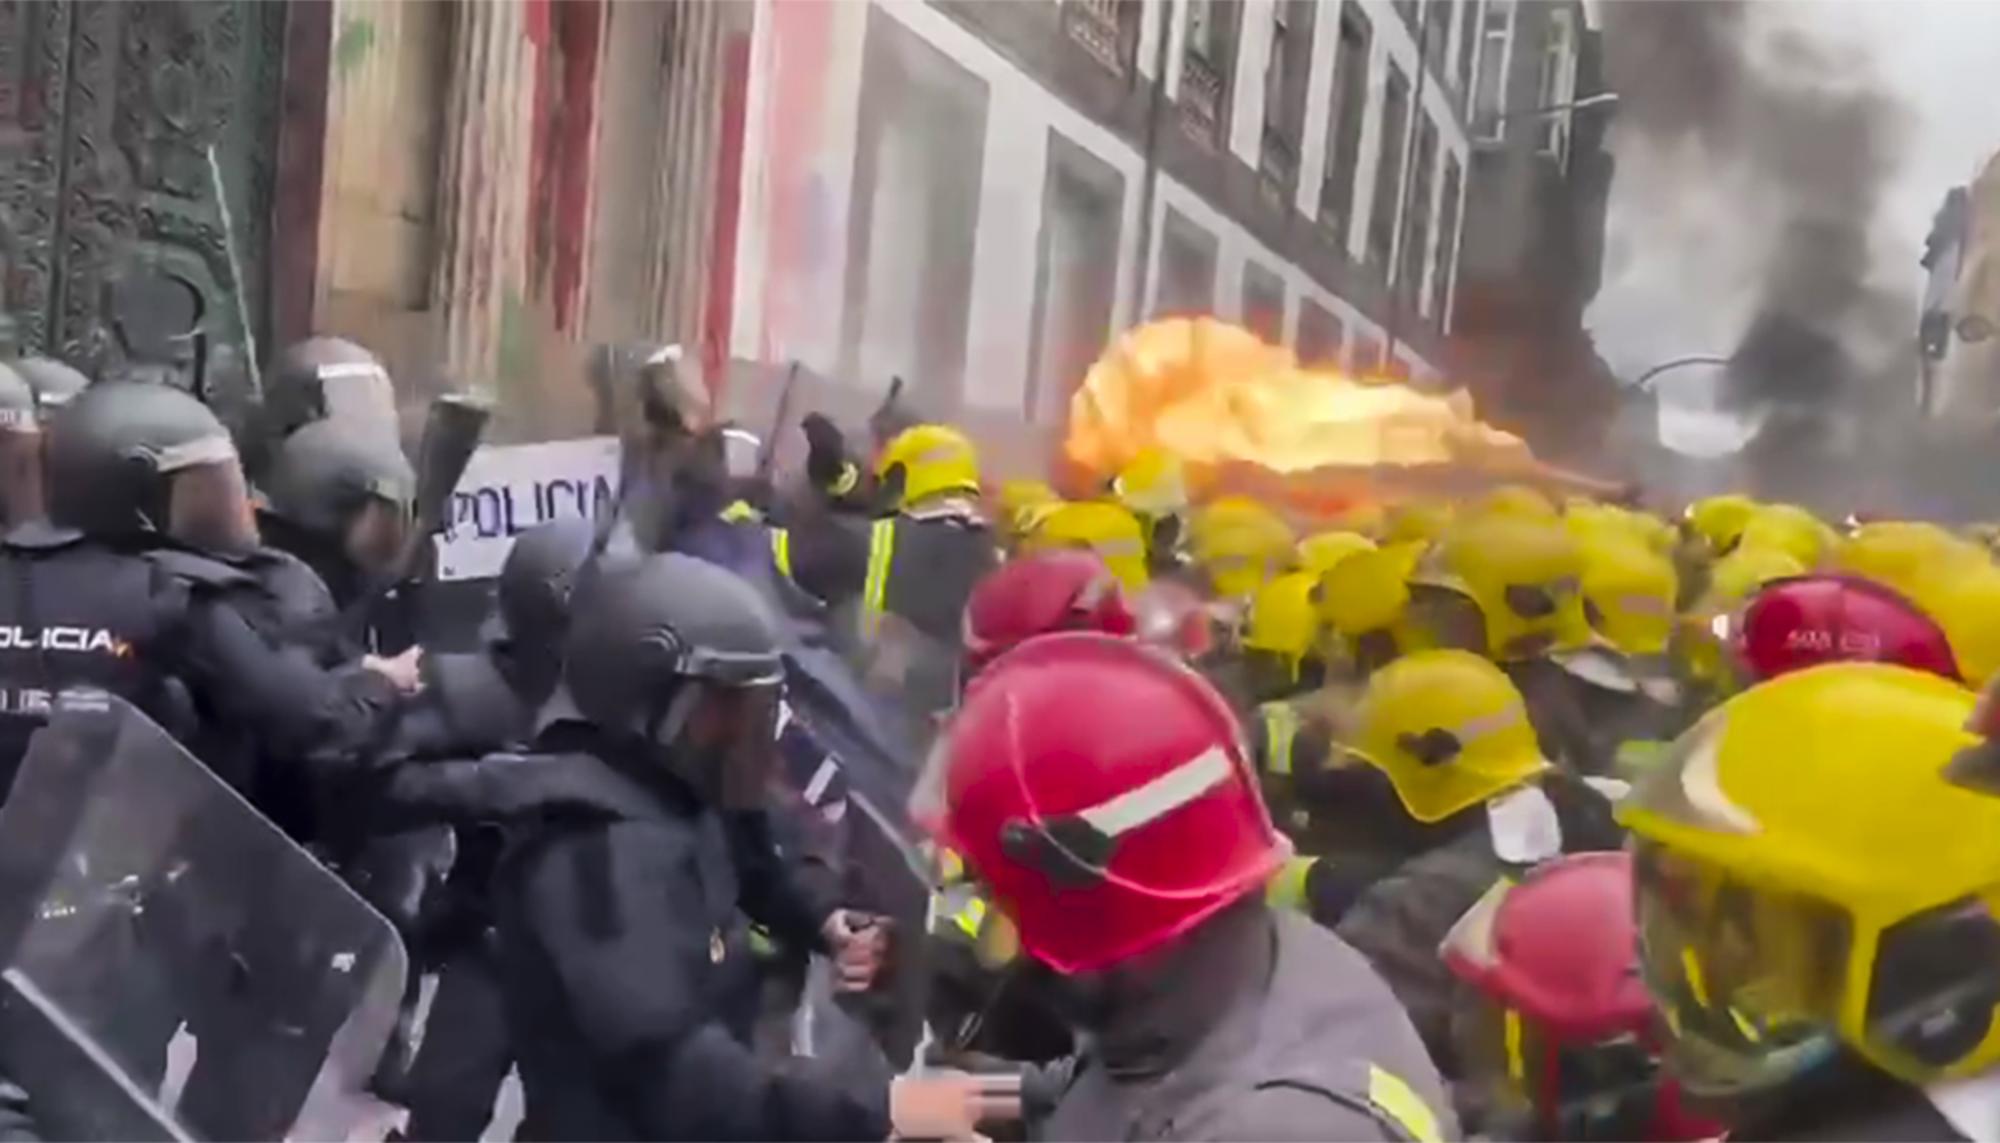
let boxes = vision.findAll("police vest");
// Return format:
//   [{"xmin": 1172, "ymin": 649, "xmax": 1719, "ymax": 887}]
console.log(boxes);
[{"xmin": 0, "ymin": 533, "xmax": 185, "ymax": 777}]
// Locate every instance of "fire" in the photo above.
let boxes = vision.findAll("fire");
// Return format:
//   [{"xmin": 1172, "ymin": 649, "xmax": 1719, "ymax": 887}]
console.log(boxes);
[{"xmin": 1063, "ymin": 318, "xmax": 1609, "ymax": 517}]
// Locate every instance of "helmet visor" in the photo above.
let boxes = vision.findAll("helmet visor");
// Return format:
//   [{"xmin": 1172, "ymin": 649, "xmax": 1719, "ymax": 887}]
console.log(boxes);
[
  {"xmin": 1632, "ymin": 840, "xmax": 1849, "ymax": 1098},
  {"xmin": 169, "ymin": 459, "xmax": 259, "ymax": 555},
  {"xmin": 671, "ymin": 680, "xmax": 781, "ymax": 811}
]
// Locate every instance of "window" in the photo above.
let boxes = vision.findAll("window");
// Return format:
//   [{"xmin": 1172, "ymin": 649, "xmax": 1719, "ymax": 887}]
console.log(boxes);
[
  {"xmin": 841, "ymin": 9, "xmax": 989, "ymax": 401},
  {"xmin": 1261, "ymin": 1, "xmax": 1313, "ymax": 191},
  {"xmin": 1399, "ymin": 114, "xmax": 1439, "ymax": 311},
  {"xmin": 1156, "ymin": 209, "xmax": 1218, "ymax": 317},
  {"xmin": 1297, "ymin": 301, "xmax": 1345, "ymax": 367},
  {"xmin": 1186, "ymin": 0, "xmax": 1218, "ymax": 60},
  {"xmin": 1369, "ymin": 63, "xmax": 1411, "ymax": 275},
  {"xmin": 1421, "ymin": 0, "xmax": 1448, "ymax": 78},
  {"xmin": 1537, "ymin": 8, "xmax": 1578, "ymax": 163},
  {"xmin": 1264, "ymin": 3, "xmax": 1289, "ymax": 124},
  {"xmin": 1027, "ymin": 135, "xmax": 1124, "ymax": 422},
  {"xmin": 1243, "ymin": 262, "xmax": 1285, "ymax": 344},
  {"xmin": 1317, "ymin": 5, "xmax": 1373, "ymax": 244},
  {"xmin": 1455, "ymin": 0, "xmax": 1479, "ymax": 93},
  {"xmin": 1433, "ymin": 151, "xmax": 1463, "ymax": 327},
  {"xmin": 1471, "ymin": 0, "xmax": 1516, "ymax": 140}
]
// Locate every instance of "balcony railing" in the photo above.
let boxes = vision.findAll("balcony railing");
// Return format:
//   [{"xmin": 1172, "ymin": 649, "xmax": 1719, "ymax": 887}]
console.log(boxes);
[
  {"xmin": 1179, "ymin": 51, "xmax": 1225, "ymax": 144},
  {"xmin": 1063, "ymin": 0, "xmax": 1134, "ymax": 75}
]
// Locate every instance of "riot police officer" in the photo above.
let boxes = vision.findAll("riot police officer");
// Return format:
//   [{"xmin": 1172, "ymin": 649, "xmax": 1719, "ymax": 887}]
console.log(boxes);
[
  {"xmin": 0, "ymin": 381, "xmax": 401, "ymax": 799},
  {"xmin": 394, "ymin": 517, "xmax": 594, "ymax": 761},
  {"xmin": 488, "ymin": 552, "xmax": 1000, "ymax": 1140},
  {"xmin": 8, "ymin": 356, "xmax": 90, "ymax": 414},
  {"xmin": 255, "ymin": 336, "xmax": 400, "ymax": 471},
  {"xmin": 259, "ymin": 419, "xmax": 415, "ymax": 610},
  {"xmin": 0, "ymin": 364, "xmax": 43, "ymax": 530}
]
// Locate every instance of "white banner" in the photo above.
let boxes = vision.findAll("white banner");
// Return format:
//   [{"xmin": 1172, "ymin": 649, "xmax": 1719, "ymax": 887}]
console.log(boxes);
[{"xmin": 434, "ymin": 436, "xmax": 621, "ymax": 581}]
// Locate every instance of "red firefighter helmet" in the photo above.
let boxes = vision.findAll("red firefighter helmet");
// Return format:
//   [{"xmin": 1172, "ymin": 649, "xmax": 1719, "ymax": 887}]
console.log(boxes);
[
  {"xmin": 1731, "ymin": 573, "xmax": 1961, "ymax": 684},
  {"xmin": 917, "ymin": 634, "xmax": 1288, "ymax": 975},
  {"xmin": 1443, "ymin": 852, "xmax": 1721, "ymax": 1141},
  {"xmin": 962, "ymin": 551, "xmax": 1137, "ymax": 674}
]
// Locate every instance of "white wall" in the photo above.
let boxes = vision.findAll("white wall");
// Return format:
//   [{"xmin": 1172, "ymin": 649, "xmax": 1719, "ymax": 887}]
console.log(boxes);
[{"xmin": 731, "ymin": 0, "xmax": 1466, "ymax": 416}]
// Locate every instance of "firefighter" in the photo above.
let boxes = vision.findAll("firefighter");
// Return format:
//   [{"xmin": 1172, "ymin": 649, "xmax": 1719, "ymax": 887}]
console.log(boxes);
[
  {"xmin": 1187, "ymin": 496, "xmax": 1295, "ymax": 610},
  {"xmin": 1440, "ymin": 851, "xmax": 1721, "ymax": 1141},
  {"xmin": 1405, "ymin": 513, "xmax": 1603, "ymax": 774},
  {"xmin": 920, "ymin": 633, "xmax": 1455, "ymax": 1142},
  {"xmin": 769, "ymin": 423, "xmax": 997, "ymax": 723},
  {"xmin": 1730, "ymin": 573, "xmax": 1963, "ymax": 684},
  {"xmin": 1017, "ymin": 499, "xmax": 1151, "ymax": 594},
  {"xmin": 995, "ymin": 478, "xmax": 1061, "ymax": 549},
  {"xmin": 1621, "ymin": 662, "xmax": 2000, "ymax": 1139},
  {"xmin": 1673, "ymin": 543, "xmax": 1806, "ymax": 708},
  {"xmin": 1319, "ymin": 651, "xmax": 1623, "ymax": 1072},
  {"xmin": 1316, "ymin": 541, "xmax": 1426, "ymax": 681},
  {"xmin": 1110, "ymin": 446, "xmax": 1191, "ymax": 577},
  {"xmin": 1240, "ymin": 568, "xmax": 1325, "ymax": 704},
  {"xmin": 0, "ymin": 364, "xmax": 43, "ymax": 529},
  {"xmin": 961, "ymin": 549, "xmax": 1137, "ymax": 676},
  {"xmin": 1550, "ymin": 536, "xmax": 1689, "ymax": 775}
]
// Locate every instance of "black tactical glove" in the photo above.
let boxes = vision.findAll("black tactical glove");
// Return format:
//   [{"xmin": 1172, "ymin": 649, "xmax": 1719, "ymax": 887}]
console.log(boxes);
[{"xmin": 801, "ymin": 413, "xmax": 852, "ymax": 490}]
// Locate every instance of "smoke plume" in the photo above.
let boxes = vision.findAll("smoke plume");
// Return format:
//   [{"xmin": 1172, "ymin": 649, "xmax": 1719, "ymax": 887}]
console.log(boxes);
[{"xmin": 1599, "ymin": 0, "xmax": 1914, "ymax": 497}]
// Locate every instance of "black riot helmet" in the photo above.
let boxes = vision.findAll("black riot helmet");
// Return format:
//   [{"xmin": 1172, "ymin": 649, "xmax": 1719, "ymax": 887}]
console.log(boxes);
[
  {"xmin": 562, "ymin": 553, "xmax": 785, "ymax": 809},
  {"xmin": 0, "ymin": 363, "xmax": 42, "ymax": 528},
  {"xmin": 11, "ymin": 356, "xmax": 90, "ymax": 414},
  {"xmin": 260, "ymin": 420, "xmax": 416, "ymax": 594},
  {"xmin": 45, "ymin": 381, "xmax": 256, "ymax": 553},
  {"xmin": 265, "ymin": 336, "xmax": 398, "ymax": 445},
  {"xmin": 263, "ymin": 420, "xmax": 415, "ymax": 541},
  {"xmin": 495, "ymin": 517, "xmax": 596, "ymax": 653}
]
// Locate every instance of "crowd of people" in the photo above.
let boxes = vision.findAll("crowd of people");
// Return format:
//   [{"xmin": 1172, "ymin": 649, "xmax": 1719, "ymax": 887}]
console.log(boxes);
[{"xmin": 2, "ymin": 333, "xmax": 2000, "ymax": 1141}]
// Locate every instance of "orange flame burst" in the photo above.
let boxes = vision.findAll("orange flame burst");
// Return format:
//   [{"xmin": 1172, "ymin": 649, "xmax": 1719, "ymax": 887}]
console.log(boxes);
[{"xmin": 1062, "ymin": 317, "xmax": 1611, "ymax": 518}]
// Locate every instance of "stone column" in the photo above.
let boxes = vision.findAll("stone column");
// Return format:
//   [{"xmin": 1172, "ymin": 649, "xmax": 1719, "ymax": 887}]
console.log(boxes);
[{"xmin": 434, "ymin": 0, "xmax": 537, "ymax": 384}]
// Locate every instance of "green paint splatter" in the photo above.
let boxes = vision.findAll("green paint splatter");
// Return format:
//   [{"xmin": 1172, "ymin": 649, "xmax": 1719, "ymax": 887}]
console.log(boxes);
[
  {"xmin": 334, "ymin": 16, "xmax": 376, "ymax": 80},
  {"xmin": 497, "ymin": 288, "xmax": 537, "ymax": 413}
]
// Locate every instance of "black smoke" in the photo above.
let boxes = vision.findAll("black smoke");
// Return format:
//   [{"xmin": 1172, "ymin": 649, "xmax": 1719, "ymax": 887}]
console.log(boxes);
[{"xmin": 1600, "ymin": 1, "xmax": 1916, "ymax": 501}]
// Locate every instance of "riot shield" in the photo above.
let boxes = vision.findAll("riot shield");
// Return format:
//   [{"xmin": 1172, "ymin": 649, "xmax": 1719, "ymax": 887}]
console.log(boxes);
[{"xmin": 0, "ymin": 696, "xmax": 408, "ymax": 1141}]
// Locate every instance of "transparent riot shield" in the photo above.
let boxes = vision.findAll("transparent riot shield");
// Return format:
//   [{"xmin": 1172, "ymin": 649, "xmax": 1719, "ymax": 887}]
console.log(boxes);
[{"xmin": 0, "ymin": 695, "xmax": 409, "ymax": 1141}]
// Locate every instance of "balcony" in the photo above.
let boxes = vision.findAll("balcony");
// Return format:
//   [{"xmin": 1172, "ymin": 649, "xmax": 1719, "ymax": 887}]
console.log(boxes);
[
  {"xmin": 1179, "ymin": 51, "xmax": 1225, "ymax": 145},
  {"xmin": 1063, "ymin": 0, "xmax": 1134, "ymax": 76}
]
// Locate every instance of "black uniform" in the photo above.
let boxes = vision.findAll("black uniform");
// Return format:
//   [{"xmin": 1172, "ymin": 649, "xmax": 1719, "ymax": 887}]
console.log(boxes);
[
  {"xmin": 489, "ymin": 734, "xmax": 882, "ymax": 1141},
  {"xmin": 486, "ymin": 552, "xmax": 892, "ymax": 1141},
  {"xmin": 0, "ymin": 525, "xmax": 398, "ymax": 799}
]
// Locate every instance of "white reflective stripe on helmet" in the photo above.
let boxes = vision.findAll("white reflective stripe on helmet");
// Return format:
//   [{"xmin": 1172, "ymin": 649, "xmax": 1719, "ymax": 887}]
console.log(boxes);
[
  {"xmin": 314, "ymin": 362, "xmax": 389, "ymax": 382},
  {"xmin": 1075, "ymin": 745, "xmax": 1233, "ymax": 839},
  {"xmin": 144, "ymin": 433, "xmax": 239, "ymax": 474}
]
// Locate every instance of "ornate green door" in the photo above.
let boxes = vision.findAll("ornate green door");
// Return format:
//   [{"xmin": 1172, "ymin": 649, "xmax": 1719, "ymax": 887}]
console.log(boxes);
[{"xmin": 0, "ymin": 0, "xmax": 284, "ymax": 402}]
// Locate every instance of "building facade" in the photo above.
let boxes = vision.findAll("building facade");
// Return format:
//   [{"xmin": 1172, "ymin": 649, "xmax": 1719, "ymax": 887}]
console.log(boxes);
[
  {"xmin": 3, "ymin": 0, "xmax": 1502, "ymax": 470},
  {"xmin": 728, "ymin": 0, "xmax": 1489, "ymax": 467},
  {"xmin": 1447, "ymin": 0, "xmax": 1616, "ymax": 462}
]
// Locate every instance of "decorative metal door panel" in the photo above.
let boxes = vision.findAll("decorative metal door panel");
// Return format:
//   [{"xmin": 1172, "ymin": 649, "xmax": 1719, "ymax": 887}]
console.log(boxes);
[{"xmin": 0, "ymin": 0, "xmax": 282, "ymax": 397}]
